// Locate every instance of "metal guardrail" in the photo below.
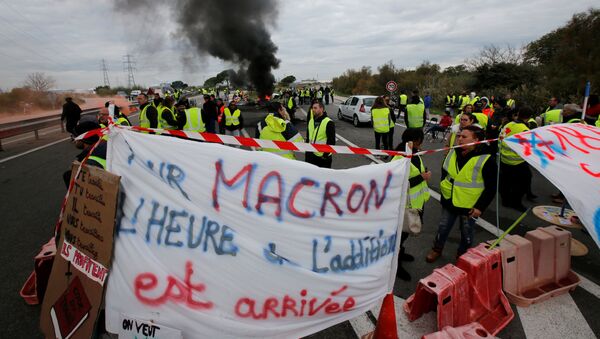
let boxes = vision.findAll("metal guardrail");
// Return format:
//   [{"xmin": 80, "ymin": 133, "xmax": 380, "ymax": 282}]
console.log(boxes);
[{"xmin": 0, "ymin": 104, "xmax": 137, "ymax": 151}]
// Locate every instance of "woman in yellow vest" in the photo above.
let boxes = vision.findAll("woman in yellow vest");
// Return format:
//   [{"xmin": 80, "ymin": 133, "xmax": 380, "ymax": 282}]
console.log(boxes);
[
  {"xmin": 426, "ymin": 125, "xmax": 497, "ymax": 263},
  {"xmin": 224, "ymin": 101, "xmax": 244, "ymax": 136},
  {"xmin": 392, "ymin": 128, "xmax": 431, "ymax": 281},
  {"xmin": 371, "ymin": 96, "xmax": 391, "ymax": 150},
  {"xmin": 447, "ymin": 111, "xmax": 476, "ymax": 149}
]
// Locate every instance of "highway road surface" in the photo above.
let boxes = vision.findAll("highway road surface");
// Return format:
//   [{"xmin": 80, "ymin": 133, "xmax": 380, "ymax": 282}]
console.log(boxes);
[{"xmin": 1, "ymin": 101, "xmax": 599, "ymax": 338}]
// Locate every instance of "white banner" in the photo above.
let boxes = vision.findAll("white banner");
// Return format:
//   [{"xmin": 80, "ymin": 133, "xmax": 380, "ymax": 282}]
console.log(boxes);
[
  {"xmin": 104, "ymin": 128, "xmax": 410, "ymax": 338},
  {"xmin": 504, "ymin": 124, "xmax": 600, "ymax": 248}
]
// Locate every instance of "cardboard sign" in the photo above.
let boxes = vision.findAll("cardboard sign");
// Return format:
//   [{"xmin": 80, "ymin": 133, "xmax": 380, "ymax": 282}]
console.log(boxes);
[
  {"xmin": 40, "ymin": 163, "xmax": 120, "ymax": 339},
  {"xmin": 104, "ymin": 128, "xmax": 410, "ymax": 338}
]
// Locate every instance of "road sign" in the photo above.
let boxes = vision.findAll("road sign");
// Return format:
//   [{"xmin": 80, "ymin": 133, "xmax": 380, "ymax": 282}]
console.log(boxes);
[{"xmin": 386, "ymin": 81, "xmax": 397, "ymax": 92}]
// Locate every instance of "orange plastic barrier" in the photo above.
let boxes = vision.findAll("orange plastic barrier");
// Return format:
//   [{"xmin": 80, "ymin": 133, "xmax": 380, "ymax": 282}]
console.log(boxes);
[
  {"xmin": 456, "ymin": 244, "xmax": 513, "ymax": 335},
  {"xmin": 404, "ymin": 264, "xmax": 470, "ymax": 329},
  {"xmin": 493, "ymin": 226, "xmax": 580, "ymax": 307},
  {"xmin": 405, "ymin": 245, "xmax": 513, "ymax": 336},
  {"xmin": 19, "ymin": 238, "xmax": 56, "ymax": 305},
  {"xmin": 422, "ymin": 322, "xmax": 491, "ymax": 339}
]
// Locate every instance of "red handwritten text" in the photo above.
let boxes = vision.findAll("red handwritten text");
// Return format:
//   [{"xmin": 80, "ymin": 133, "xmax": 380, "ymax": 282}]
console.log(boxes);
[
  {"xmin": 134, "ymin": 261, "xmax": 213, "ymax": 310},
  {"xmin": 234, "ymin": 285, "xmax": 356, "ymax": 319}
]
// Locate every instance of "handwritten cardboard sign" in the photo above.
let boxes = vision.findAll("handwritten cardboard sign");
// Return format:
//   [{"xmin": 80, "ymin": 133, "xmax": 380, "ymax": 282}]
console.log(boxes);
[
  {"xmin": 505, "ymin": 123, "xmax": 600, "ymax": 249},
  {"xmin": 40, "ymin": 163, "xmax": 120, "ymax": 339},
  {"xmin": 104, "ymin": 128, "xmax": 410, "ymax": 338}
]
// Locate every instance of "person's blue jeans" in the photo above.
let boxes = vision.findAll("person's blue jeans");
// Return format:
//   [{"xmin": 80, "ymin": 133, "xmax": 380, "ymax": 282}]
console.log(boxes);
[{"xmin": 433, "ymin": 205, "xmax": 475, "ymax": 255}]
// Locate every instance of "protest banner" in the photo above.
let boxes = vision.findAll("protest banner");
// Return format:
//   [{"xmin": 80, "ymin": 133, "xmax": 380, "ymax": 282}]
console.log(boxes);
[
  {"xmin": 504, "ymin": 123, "xmax": 600, "ymax": 249},
  {"xmin": 104, "ymin": 128, "xmax": 410, "ymax": 338},
  {"xmin": 40, "ymin": 163, "xmax": 120, "ymax": 339}
]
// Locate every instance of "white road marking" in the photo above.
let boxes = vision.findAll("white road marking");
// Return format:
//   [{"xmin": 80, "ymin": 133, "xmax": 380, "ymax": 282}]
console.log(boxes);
[
  {"xmin": 517, "ymin": 293, "xmax": 595, "ymax": 339},
  {"xmin": 577, "ymin": 273, "xmax": 600, "ymax": 299},
  {"xmin": 0, "ymin": 137, "xmax": 71, "ymax": 164}
]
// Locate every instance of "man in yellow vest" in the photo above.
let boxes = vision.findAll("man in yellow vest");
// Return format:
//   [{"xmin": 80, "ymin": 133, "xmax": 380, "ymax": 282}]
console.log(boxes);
[
  {"xmin": 257, "ymin": 102, "xmax": 303, "ymax": 160},
  {"xmin": 306, "ymin": 101, "xmax": 335, "ymax": 168},
  {"xmin": 137, "ymin": 93, "xmax": 159, "ymax": 129},
  {"xmin": 561, "ymin": 103, "xmax": 585, "ymax": 124},
  {"xmin": 506, "ymin": 93, "xmax": 516, "ymax": 109},
  {"xmin": 540, "ymin": 96, "xmax": 563, "ymax": 126},
  {"xmin": 499, "ymin": 107, "xmax": 534, "ymax": 212},
  {"xmin": 183, "ymin": 102, "xmax": 205, "ymax": 133},
  {"xmin": 158, "ymin": 96, "xmax": 183, "ymax": 130},
  {"xmin": 426, "ymin": 125, "xmax": 497, "ymax": 262},
  {"xmin": 404, "ymin": 94, "xmax": 426, "ymax": 129},
  {"xmin": 224, "ymin": 101, "xmax": 244, "ymax": 136}
]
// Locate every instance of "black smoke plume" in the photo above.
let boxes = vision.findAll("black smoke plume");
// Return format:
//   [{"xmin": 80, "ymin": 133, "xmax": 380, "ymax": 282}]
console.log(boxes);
[{"xmin": 114, "ymin": 0, "xmax": 280, "ymax": 96}]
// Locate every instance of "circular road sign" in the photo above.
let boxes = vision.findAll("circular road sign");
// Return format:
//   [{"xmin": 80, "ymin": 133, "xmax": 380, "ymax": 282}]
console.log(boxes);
[{"xmin": 386, "ymin": 81, "xmax": 397, "ymax": 92}]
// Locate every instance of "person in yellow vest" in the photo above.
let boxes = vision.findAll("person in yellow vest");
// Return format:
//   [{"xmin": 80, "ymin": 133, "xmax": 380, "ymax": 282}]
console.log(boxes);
[
  {"xmin": 392, "ymin": 128, "xmax": 431, "ymax": 280},
  {"xmin": 469, "ymin": 92, "xmax": 479, "ymax": 105},
  {"xmin": 182, "ymin": 101, "xmax": 205, "ymax": 133},
  {"xmin": 499, "ymin": 106, "xmax": 534, "ymax": 212},
  {"xmin": 596, "ymin": 118, "xmax": 600, "ymax": 128},
  {"xmin": 459, "ymin": 91, "xmax": 470, "ymax": 112},
  {"xmin": 63, "ymin": 121, "xmax": 107, "ymax": 187},
  {"xmin": 447, "ymin": 111, "xmax": 476, "ymax": 149},
  {"xmin": 158, "ymin": 96, "xmax": 182, "ymax": 130},
  {"xmin": 398, "ymin": 89, "xmax": 408, "ymax": 116},
  {"xmin": 383, "ymin": 95, "xmax": 397, "ymax": 152},
  {"xmin": 330, "ymin": 88, "xmax": 335, "ymax": 103},
  {"xmin": 371, "ymin": 96, "xmax": 391, "ymax": 150},
  {"xmin": 426, "ymin": 125, "xmax": 497, "ymax": 262},
  {"xmin": 506, "ymin": 93, "xmax": 516, "ymax": 109},
  {"xmin": 137, "ymin": 93, "xmax": 159, "ymax": 129},
  {"xmin": 256, "ymin": 102, "xmax": 303, "ymax": 160},
  {"xmin": 472, "ymin": 101, "xmax": 489, "ymax": 129},
  {"xmin": 404, "ymin": 94, "xmax": 426, "ymax": 129},
  {"xmin": 224, "ymin": 101, "xmax": 244, "ymax": 136},
  {"xmin": 306, "ymin": 101, "xmax": 335, "ymax": 168}
]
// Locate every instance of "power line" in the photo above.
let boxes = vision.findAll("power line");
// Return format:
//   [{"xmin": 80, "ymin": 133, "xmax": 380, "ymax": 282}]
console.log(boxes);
[
  {"xmin": 123, "ymin": 54, "xmax": 136, "ymax": 88},
  {"xmin": 101, "ymin": 59, "xmax": 111, "ymax": 87}
]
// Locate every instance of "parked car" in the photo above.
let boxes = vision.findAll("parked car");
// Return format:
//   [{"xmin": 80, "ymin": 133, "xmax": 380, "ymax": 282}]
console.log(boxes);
[{"xmin": 337, "ymin": 95, "xmax": 377, "ymax": 127}]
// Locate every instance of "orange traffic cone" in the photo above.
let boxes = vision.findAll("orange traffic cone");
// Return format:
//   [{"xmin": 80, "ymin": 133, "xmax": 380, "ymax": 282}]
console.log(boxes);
[{"xmin": 363, "ymin": 293, "xmax": 398, "ymax": 339}]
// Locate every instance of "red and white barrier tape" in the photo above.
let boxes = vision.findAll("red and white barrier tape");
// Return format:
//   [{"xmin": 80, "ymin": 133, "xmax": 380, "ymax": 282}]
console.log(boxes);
[{"xmin": 76, "ymin": 124, "xmax": 500, "ymax": 158}]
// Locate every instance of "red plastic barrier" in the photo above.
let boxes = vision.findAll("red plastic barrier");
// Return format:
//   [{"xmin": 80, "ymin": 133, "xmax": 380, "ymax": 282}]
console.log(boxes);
[
  {"xmin": 422, "ymin": 322, "xmax": 492, "ymax": 339},
  {"xmin": 19, "ymin": 237, "xmax": 56, "ymax": 305},
  {"xmin": 456, "ymin": 244, "xmax": 513, "ymax": 335},
  {"xmin": 405, "ymin": 244, "xmax": 513, "ymax": 336},
  {"xmin": 404, "ymin": 264, "xmax": 470, "ymax": 329}
]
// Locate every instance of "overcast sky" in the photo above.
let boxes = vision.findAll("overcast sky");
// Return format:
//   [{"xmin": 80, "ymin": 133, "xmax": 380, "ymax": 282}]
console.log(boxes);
[{"xmin": 0, "ymin": 0, "xmax": 596, "ymax": 90}]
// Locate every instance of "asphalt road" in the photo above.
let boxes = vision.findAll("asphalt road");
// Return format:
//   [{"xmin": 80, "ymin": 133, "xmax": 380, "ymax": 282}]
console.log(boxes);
[{"xmin": 1, "ymin": 103, "xmax": 598, "ymax": 338}]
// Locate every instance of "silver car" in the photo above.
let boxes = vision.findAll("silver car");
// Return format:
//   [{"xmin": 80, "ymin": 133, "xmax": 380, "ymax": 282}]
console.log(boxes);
[{"xmin": 337, "ymin": 95, "xmax": 377, "ymax": 127}]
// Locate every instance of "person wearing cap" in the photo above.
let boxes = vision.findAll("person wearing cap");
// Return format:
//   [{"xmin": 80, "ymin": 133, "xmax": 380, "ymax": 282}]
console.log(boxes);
[
  {"xmin": 61, "ymin": 97, "xmax": 82, "ymax": 135},
  {"xmin": 256, "ymin": 102, "xmax": 303, "ymax": 160},
  {"xmin": 426, "ymin": 125, "xmax": 497, "ymax": 263},
  {"xmin": 223, "ymin": 101, "xmax": 244, "ymax": 136},
  {"xmin": 499, "ymin": 106, "xmax": 535, "ymax": 212},
  {"xmin": 62, "ymin": 121, "xmax": 107, "ymax": 187}
]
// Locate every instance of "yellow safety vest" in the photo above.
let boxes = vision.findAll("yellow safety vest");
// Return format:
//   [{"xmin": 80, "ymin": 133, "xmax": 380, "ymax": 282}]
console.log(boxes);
[
  {"xmin": 116, "ymin": 116, "xmax": 130, "ymax": 126},
  {"xmin": 139, "ymin": 104, "xmax": 151, "ymax": 128},
  {"xmin": 259, "ymin": 114, "xmax": 295, "ymax": 160},
  {"xmin": 406, "ymin": 103, "xmax": 425, "ymax": 128},
  {"xmin": 392, "ymin": 154, "xmax": 430, "ymax": 209},
  {"xmin": 500, "ymin": 121, "xmax": 529, "ymax": 165},
  {"xmin": 596, "ymin": 119, "xmax": 600, "ymax": 128},
  {"xmin": 460, "ymin": 96, "xmax": 470, "ymax": 110},
  {"xmin": 371, "ymin": 108, "xmax": 390, "ymax": 133},
  {"xmin": 224, "ymin": 108, "xmax": 241, "ymax": 126},
  {"xmin": 507, "ymin": 99, "xmax": 515, "ymax": 108},
  {"xmin": 308, "ymin": 116, "xmax": 331, "ymax": 157},
  {"xmin": 440, "ymin": 149, "xmax": 491, "ymax": 209},
  {"xmin": 88, "ymin": 155, "xmax": 106, "ymax": 169},
  {"xmin": 158, "ymin": 106, "xmax": 177, "ymax": 130},
  {"xmin": 543, "ymin": 109, "xmax": 562, "ymax": 125},
  {"xmin": 399, "ymin": 94, "xmax": 407, "ymax": 105},
  {"xmin": 472, "ymin": 112, "xmax": 488, "ymax": 129},
  {"xmin": 287, "ymin": 97, "xmax": 294, "ymax": 109},
  {"xmin": 183, "ymin": 107, "xmax": 206, "ymax": 132}
]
